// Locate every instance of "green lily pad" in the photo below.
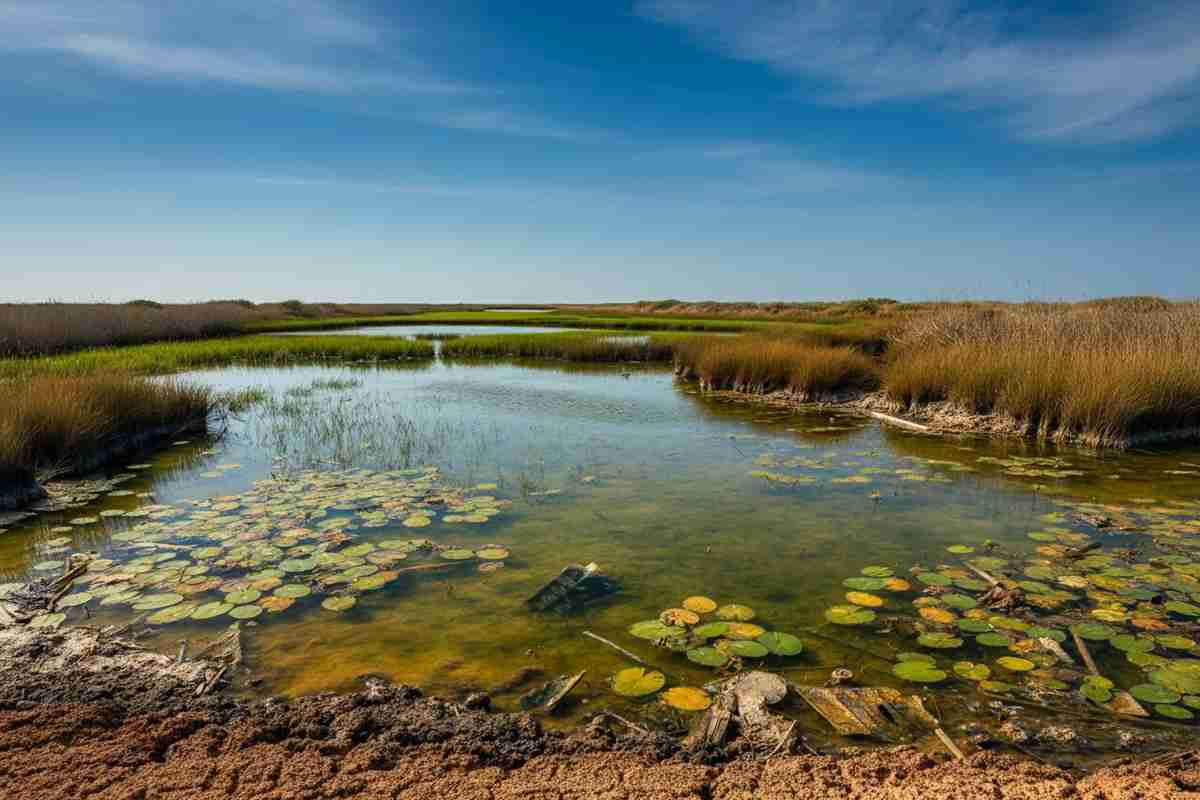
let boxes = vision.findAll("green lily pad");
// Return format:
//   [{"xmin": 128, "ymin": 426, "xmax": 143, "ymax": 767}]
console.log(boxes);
[
  {"xmin": 191, "ymin": 601, "xmax": 233, "ymax": 620},
  {"xmin": 148, "ymin": 602, "xmax": 198, "ymax": 624},
  {"xmin": 1081, "ymin": 683, "xmax": 1113, "ymax": 704},
  {"xmin": 693, "ymin": 622, "xmax": 729, "ymax": 639},
  {"xmin": 629, "ymin": 620, "xmax": 686, "ymax": 641},
  {"xmin": 1131, "ymin": 684, "xmax": 1182, "ymax": 704},
  {"xmin": 440, "ymin": 548, "xmax": 475, "ymax": 561},
  {"xmin": 225, "ymin": 589, "xmax": 261, "ymax": 605},
  {"xmin": 825, "ymin": 605, "xmax": 876, "ymax": 626},
  {"xmin": 1156, "ymin": 635, "xmax": 1197, "ymax": 651},
  {"xmin": 893, "ymin": 660, "xmax": 946, "ymax": 683},
  {"xmin": 280, "ymin": 558, "xmax": 316, "ymax": 573},
  {"xmin": 942, "ymin": 594, "xmax": 978, "ymax": 611},
  {"xmin": 918, "ymin": 632, "xmax": 963, "ymax": 649},
  {"xmin": 476, "ymin": 547, "xmax": 510, "ymax": 561},
  {"xmin": 897, "ymin": 652, "xmax": 936, "ymax": 663},
  {"xmin": 1110, "ymin": 634, "xmax": 1157, "ymax": 653},
  {"xmin": 132, "ymin": 593, "xmax": 184, "ymax": 611},
  {"xmin": 1150, "ymin": 668, "xmax": 1200, "ymax": 695},
  {"xmin": 1165, "ymin": 601, "xmax": 1200, "ymax": 617},
  {"xmin": 56, "ymin": 592, "xmax": 93, "ymax": 608},
  {"xmin": 613, "ymin": 667, "xmax": 666, "ymax": 697},
  {"xmin": 687, "ymin": 647, "xmax": 730, "ymax": 667},
  {"xmin": 947, "ymin": 545, "xmax": 974, "ymax": 554},
  {"xmin": 722, "ymin": 640, "xmax": 769, "ymax": 658},
  {"xmin": 1071, "ymin": 623, "xmax": 1116, "ymax": 641},
  {"xmin": 861, "ymin": 566, "xmax": 893, "ymax": 578},
  {"xmin": 953, "ymin": 661, "xmax": 990, "ymax": 681},
  {"xmin": 275, "ymin": 584, "xmax": 312, "ymax": 599},
  {"xmin": 1154, "ymin": 704, "xmax": 1194, "ymax": 720},
  {"xmin": 229, "ymin": 604, "xmax": 263, "ymax": 620},
  {"xmin": 976, "ymin": 633, "xmax": 1012, "ymax": 648},
  {"xmin": 757, "ymin": 632, "xmax": 804, "ymax": 656},
  {"xmin": 322, "ymin": 596, "xmax": 356, "ymax": 612},
  {"xmin": 716, "ymin": 604, "xmax": 755, "ymax": 621},
  {"xmin": 916, "ymin": 573, "xmax": 952, "ymax": 587},
  {"xmin": 996, "ymin": 656, "xmax": 1035, "ymax": 672},
  {"xmin": 956, "ymin": 618, "xmax": 993, "ymax": 633},
  {"xmin": 29, "ymin": 612, "xmax": 66, "ymax": 629}
]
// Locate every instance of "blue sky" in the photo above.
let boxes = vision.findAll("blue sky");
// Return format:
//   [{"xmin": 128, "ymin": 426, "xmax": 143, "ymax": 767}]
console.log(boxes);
[{"xmin": 2, "ymin": 0, "xmax": 1198, "ymax": 302}]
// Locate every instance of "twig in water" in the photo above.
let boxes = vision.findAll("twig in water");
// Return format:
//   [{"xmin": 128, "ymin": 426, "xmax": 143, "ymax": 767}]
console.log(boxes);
[{"xmin": 583, "ymin": 631, "xmax": 650, "ymax": 667}]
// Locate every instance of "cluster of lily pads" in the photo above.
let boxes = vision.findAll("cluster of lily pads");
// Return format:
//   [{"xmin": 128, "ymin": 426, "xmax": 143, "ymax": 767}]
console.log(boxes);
[
  {"xmin": 14, "ymin": 467, "xmax": 512, "ymax": 629},
  {"xmin": 822, "ymin": 498, "xmax": 1200, "ymax": 722},
  {"xmin": 611, "ymin": 596, "xmax": 807, "ymax": 712}
]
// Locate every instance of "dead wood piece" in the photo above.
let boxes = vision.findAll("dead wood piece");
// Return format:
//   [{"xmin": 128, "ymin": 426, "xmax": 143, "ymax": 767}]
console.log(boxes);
[
  {"xmin": 1038, "ymin": 636, "xmax": 1075, "ymax": 665},
  {"xmin": 600, "ymin": 711, "xmax": 649, "ymax": 736},
  {"xmin": 795, "ymin": 686, "xmax": 938, "ymax": 740},
  {"xmin": 196, "ymin": 665, "xmax": 227, "ymax": 696},
  {"xmin": 686, "ymin": 687, "xmax": 737, "ymax": 749},
  {"xmin": 520, "ymin": 671, "xmax": 586, "ymax": 713},
  {"xmin": 582, "ymin": 630, "xmax": 648, "ymax": 666},
  {"xmin": 965, "ymin": 563, "xmax": 1000, "ymax": 587},
  {"xmin": 527, "ymin": 563, "xmax": 616, "ymax": 614},
  {"xmin": 867, "ymin": 411, "xmax": 931, "ymax": 432},
  {"xmin": 1072, "ymin": 630, "xmax": 1148, "ymax": 718},
  {"xmin": 934, "ymin": 726, "xmax": 966, "ymax": 760}
]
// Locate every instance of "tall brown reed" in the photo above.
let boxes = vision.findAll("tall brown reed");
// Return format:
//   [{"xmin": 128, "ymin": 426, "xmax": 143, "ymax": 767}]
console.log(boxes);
[
  {"xmin": 673, "ymin": 334, "xmax": 880, "ymax": 397},
  {"xmin": 0, "ymin": 375, "xmax": 213, "ymax": 483},
  {"xmin": 884, "ymin": 303, "xmax": 1200, "ymax": 443}
]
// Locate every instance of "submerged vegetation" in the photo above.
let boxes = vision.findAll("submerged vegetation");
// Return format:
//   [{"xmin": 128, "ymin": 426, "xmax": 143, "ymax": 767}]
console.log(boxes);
[{"xmin": 0, "ymin": 375, "xmax": 213, "ymax": 486}]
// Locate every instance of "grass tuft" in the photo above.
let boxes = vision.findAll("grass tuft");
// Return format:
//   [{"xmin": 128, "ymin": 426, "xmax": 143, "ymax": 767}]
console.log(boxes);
[{"xmin": 672, "ymin": 334, "xmax": 880, "ymax": 397}]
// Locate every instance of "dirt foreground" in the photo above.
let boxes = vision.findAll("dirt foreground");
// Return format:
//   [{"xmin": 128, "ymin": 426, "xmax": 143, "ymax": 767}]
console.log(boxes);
[{"xmin": 1, "ymin": 625, "xmax": 1198, "ymax": 800}]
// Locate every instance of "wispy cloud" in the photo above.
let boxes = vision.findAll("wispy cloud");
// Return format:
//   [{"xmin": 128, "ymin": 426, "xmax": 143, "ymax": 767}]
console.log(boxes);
[
  {"xmin": 408, "ymin": 107, "xmax": 619, "ymax": 142},
  {"xmin": 638, "ymin": 0, "xmax": 1200, "ymax": 143},
  {"xmin": 0, "ymin": 0, "xmax": 467, "ymax": 94}
]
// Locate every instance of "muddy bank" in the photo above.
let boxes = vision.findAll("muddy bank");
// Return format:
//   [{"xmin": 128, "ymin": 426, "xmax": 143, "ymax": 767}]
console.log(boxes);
[{"xmin": 1, "ymin": 625, "xmax": 1197, "ymax": 799}]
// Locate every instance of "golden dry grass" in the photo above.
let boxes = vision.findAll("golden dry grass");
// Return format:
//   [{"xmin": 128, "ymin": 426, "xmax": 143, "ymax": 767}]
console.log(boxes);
[
  {"xmin": 884, "ymin": 303, "xmax": 1200, "ymax": 443},
  {"xmin": 672, "ymin": 334, "xmax": 880, "ymax": 397},
  {"xmin": 0, "ymin": 375, "xmax": 214, "ymax": 483}
]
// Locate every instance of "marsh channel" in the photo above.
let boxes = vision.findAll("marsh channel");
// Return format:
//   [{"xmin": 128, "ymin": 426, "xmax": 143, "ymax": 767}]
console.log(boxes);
[{"xmin": 4, "ymin": 339, "xmax": 1200, "ymax": 765}]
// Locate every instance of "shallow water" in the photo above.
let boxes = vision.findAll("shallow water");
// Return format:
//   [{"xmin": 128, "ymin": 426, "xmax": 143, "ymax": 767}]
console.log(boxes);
[
  {"xmin": 271, "ymin": 324, "xmax": 569, "ymax": 338},
  {"xmin": 3, "ymin": 361, "xmax": 1200, "ymax": 754}
]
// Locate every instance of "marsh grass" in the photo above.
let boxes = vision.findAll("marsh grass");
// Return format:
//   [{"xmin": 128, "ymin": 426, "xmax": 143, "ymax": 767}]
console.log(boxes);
[
  {"xmin": 672, "ymin": 334, "xmax": 881, "ymax": 397},
  {"xmin": 0, "ymin": 375, "xmax": 213, "ymax": 483},
  {"xmin": 440, "ymin": 332, "xmax": 687, "ymax": 362},
  {"xmin": 884, "ymin": 304, "xmax": 1200, "ymax": 443},
  {"xmin": 0, "ymin": 335, "xmax": 434, "ymax": 379}
]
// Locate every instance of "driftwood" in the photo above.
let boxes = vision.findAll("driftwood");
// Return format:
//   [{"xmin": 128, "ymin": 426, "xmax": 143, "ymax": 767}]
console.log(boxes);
[
  {"xmin": 196, "ymin": 665, "xmax": 227, "ymax": 696},
  {"xmin": 1072, "ymin": 630, "xmax": 1148, "ymax": 717},
  {"xmin": 527, "ymin": 563, "xmax": 617, "ymax": 614},
  {"xmin": 692, "ymin": 672, "xmax": 793, "ymax": 754},
  {"xmin": 521, "ymin": 671, "xmax": 585, "ymax": 713},
  {"xmin": 867, "ymin": 411, "xmax": 931, "ymax": 432},
  {"xmin": 687, "ymin": 687, "xmax": 737, "ymax": 748},
  {"xmin": 965, "ymin": 563, "xmax": 999, "ymax": 587},
  {"xmin": 582, "ymin": 630, "xmax": 649, "ymax": 666},
  {"xmin": 1038, "ymin": 636, "xmax": 1075, "ymax": 665}
]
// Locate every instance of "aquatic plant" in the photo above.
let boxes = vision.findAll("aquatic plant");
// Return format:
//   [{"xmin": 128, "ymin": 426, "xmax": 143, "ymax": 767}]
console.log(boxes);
[
  {"xmin": 440, "ymin": 332, "xmax": 689, "ymax": 363},
  {"xmin": 884, "ymin": 303, "xmax": 1200, "ymax": 445},
  {"xmin": 0, "ymin": 374, "xmax": 214, "ymax": 485},
  {"xmin": 672, "ymin": 334, "xmax": 880, "ymax": 397}
]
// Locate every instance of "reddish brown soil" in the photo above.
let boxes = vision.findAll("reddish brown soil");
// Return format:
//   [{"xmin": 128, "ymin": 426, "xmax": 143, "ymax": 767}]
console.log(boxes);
[
  {"xmin": 3, "ymin": 690, "xmax": 1199, "ymax": 800},
  {"xmin": 2, "ymin": 625, "xmax": 1197, "ymax": 799}
]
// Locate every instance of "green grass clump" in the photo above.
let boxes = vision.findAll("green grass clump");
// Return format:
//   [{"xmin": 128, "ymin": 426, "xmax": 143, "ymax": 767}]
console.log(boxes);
[
  {"xmin": 883, "ymin": 304, "xmax": 1200, "ymax": 445},
  {"xmin": 672, "ymin": 334, "xmax": 880, "ymax": 397},
  {"xmin": 440, "ymin": 332, "xmax": 688, "ymax": 362},
  {"xmin": 0, "ymin": 335, "xmax": 434, "ymax": 379},
  {"xmin": 0, "ymin": 375, "xmax": 213, "ymax": 484}
]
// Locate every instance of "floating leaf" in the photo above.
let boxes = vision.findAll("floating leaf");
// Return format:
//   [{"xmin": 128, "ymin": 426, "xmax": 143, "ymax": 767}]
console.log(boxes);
[
  {"xmin": 148, "ymin": 602, "xmax": 198, "ymax": 624},
  {"xmin": 280, "ymin": 558, "xmax": 316, "ymax": 573},
  {"xmin": 1154, "ymin": 704, "xmax": 1194, "ymax": 720},
  {"xmin": 897, "ymin": 652, "xmax": 935, "ymax": 664},
  {"xmin": 56, "ymin": 592, "xmax": 93, "ymax": 608},
  {"xmin": 440, "ymin": 549, "xmax": 475, "ymax": 561},
  {"xmin": 1131, "ymin": 684, "xmax": 1181, "ymax": 704},
  {"xmin": 843, "ymin": 577, "xmax": 886, "ymax": 591},
  {"xmin": 918, "ymin": 607, "xmax": 956, "ymax": 624},
  {"xmin": 693, "ymin": 622, "xmax": 729, "ymax": 639},
  {"xmin": 976, "ymin": 633, "xmax": 1012, "ymax": 648},
  {"xmin": 916, "ymin": 573, "xmax": 952, "ymax": 587},
  {"xmin": 726, "ymin": 622, "xmax": 766, "ymax": 640},
  {"xmin": 1071, "ymin": 623, "xmax": 1116, "ymax": 641},
  {"xmin": 996, "ymin": 656, "xmax": 1035, "ymax": 672},
  {"xmin": 132, "ymin": 593, "xmax": 184, "ymax": 611},
  {"xmin": 883, "ymin": 578, "xmax": 912, "ymax": 592},
  {"xmin": 947, "ymin": 545, "xmax": 974, "ymax": 554},
  {"xmin": 613, "ymin": 667, "xmax": 666, "ymax": 697},
  {"xmin": 861, "ymin": 566, "xmax": 893, "ymax": 578},
  {"xmin": 687, "ymin": 647, "xmax": 730, "ymax": 667},
  {"xmin": 1081, "ymin": 683, "xmax": 1113, "ymax": 704},
  {"xmin": 942, "ymin": 593, "xmax": 978, "ymax": 610},
  {"xmin": 29, "ymin": 612, "xmax": 66, "ymax": 629},
  {"xmin": 683, "ymin": 596, "xmax": 717, "ymax": 614},
  {"xmin": 893, "ymin": 660, "xmax": 946, "ymax": 683},
  {"xmin": 979, "ymin": 680, "xmax": 1015, "ymax": 693},
  {"xmin": 475, "ymin": 547, "xmax": 510, "ymax": 561},
  {"xmin": 757, "ymin": 632, "xmax": 804, "ymax": 656},
  {"xmin": 956, "ymin": 618, "xmax": 992, "ymax": 633},
  {"xmin": 1150, "ymin": 668, "xmax": 1200, "ymax": 695},
  {"xmin": 918, "ymin": 632, "xmax": 963, "ymax": 649},
  {"xmin": 1166, "ymin": 601, "xmax": 1200, "ymax": 617},
  {"xmin": 274, "ymin": 584, "xmax": 312, "ymax": 599},
  {"xmin": 722, "ymin": 639, "xmax": 769, "ymax": 658},
  {"xmin": 629, "ymin": 620, "xmax": 686, "ymax": 641},
  {"xmin": 716, "ymin": 604, "xmax": 755, "ymax": 621},
  {"xmin": 661, "ymin": 687, "xmax": 711, "ymax": 711},
  {"xmin": 229, "ymin": 604, "xmax": 263, "ymax": 620},
  {"xmin": 825, "ymin": 605, "xmax": 875, "ymax": 626},
  {"xmin": 322, "ymin": 596, "xmax": 356, "ymax": 612},
  {"xmin": 225, "ymin": 589, "xmax": 261, "ymax": 605},
  {"xmin": 846, "ymin": 591, "xmax": 884, "ymax": 608},
  {"xmin": 191, "ymin": 601, "xmax": 233, "ymax": 620},
  {"xmin": 661, "ymin": 608, "xmax": 701, "ymax": 627},
  {"xmin": 953, "ymin": 661, "xmax": 990, "ymax": 681}
]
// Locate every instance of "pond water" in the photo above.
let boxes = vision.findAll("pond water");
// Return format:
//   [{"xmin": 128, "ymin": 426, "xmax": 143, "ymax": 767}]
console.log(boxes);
[{"xmin": 3, "ymin": 361, "xmax": 1200, "ymax": 756}]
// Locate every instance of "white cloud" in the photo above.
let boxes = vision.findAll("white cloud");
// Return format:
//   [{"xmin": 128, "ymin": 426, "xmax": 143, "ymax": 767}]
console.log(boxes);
[
  {"xmin": 638, "ymin": 0, "xmax": 1200, "ymax": 143},
  {"xmin": 408, "ymin": 107, "xmax": 616, "ymax": 142},
  {"xmin": 0, "ymin": 0, "xmax": 467, "ymax": 94}
]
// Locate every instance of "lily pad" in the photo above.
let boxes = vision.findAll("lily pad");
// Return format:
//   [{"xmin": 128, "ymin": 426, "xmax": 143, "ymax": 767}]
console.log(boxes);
[
  {"xmin": 440, "ymin": 549, "xmax": 475, "ymax": 561},
  {"xmin": 976, "ymin": 633, "xmax": 1012, "ymax": 648},
  {"xmin": 693, "ymin": 622, "xmax": 729, "ymax": 639},
  {"xmin": 825, "ymin": 605, "xmax": 876, "ymax": 626},
  {"xmin": 1131, "ymin": 684, "xmax": 1182, "ymax": 704},
  {"xmin": 191, "ymin": 601, "xmax": 233, "ymax": 620},
  {"xmin": 1150, "ymin": 668, "xmax": 1200, "ymax": 695},
  {"xmin": 1071, "ymin": 623, "xmax": 1116, "ymax": 641},
  {"xmin": 861, "ymin": 566, "xmax": 893, "ymax": 578},
  {"xmin": 716, "ymin": 604, "xmax": 755, "ymax": 621},
  {"xmin": 757, "ymin": 632, "xmax": 804, "ymax": 656},
  {"xmin": 953, "ymin": 661, "xmax": 990, "ymax": 681},
  {"xmin": 661, "ymin": 687, "xmax": 711, "ymax": 711},
  {"xmin": 29, "ymin": 612, "xmax": 66, "ymax": 629},
  {"xmin": 56, "ymin": 592, "xmax": 93, "ymax": 608},
  {"xmin": 843, "ymin": 577, "xmax": 886, "ymax": 591},
  {"xmin": 683, "ymin": 596, "xmax": 717, "ymax": 614},
  {"xmin": 918, "ymin": 632, "xmax": 963, "ymax": 649},
  {"xmin": 275, "ymin": 584, "xmax": 312, "ymax": 599},
  {"xmin": 687, "ymin": 647, "xmax": 730, "ymax": 667},
  {"xmin": 229, "ymin": 604, "xmax": 263, "ymax": 620},
  {"xmin": 629, "ymin": 620, "xmax": 686, "ymax": 641},
  {"xmin": 726, "ymin": 622, "xmax": 766, "ymax": 640},
  {"xmin": 996, "ymin": 656, "xmax": 1035, "ymax": 672},
  {"xmin": 225, "ymin": 589, "xmax": 261, "ymax": 605},
  {"xmin": 722, "ymin": 639, "xmax": 769, "ymax": 658},
  {"xmin": 846, "ymin": 591, "xmax": 884, "ymax": 608},
  {"xmin": 475, "ymin": 547, "xmax": 510, "ymax": 561},
  {"xmin": 893, "ymin": 660, "xmax": 946, "ymax": 683},
  {"xmin": 916, "ymin": 573, "xmax": 952, "ymax": 587},
  {"xmin": 1154, "ymin": 704, "xmax": 1194, "ymax": 720},
  {"xmin": 322, "ymin": 596, "xmax": 356, "ymax": 612},
  {"xmin": 613, "ymin": 667, "xmax": 666, "ymax": 697},
  {"xmin": 132, "ymin": 593, "xmax": 184, "ymax": 611},
  {"xmin": 148, "ymin": 602, "xmax": 198, "ymax": 624}
]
